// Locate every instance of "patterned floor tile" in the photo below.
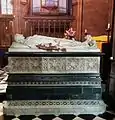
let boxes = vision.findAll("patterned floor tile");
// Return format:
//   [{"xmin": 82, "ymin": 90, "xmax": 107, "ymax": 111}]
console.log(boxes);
[
  {"xmin": 32, "ymin": 117, "xmax": 42, "ymax": 120},
  {"xmin": 78, "ymin": 114, "xmax": 96, "ymax": 120},
  {"xmin": 2, "ymin": 115, "xmax": 115, "ymax": 120},
  {"xmin": 12, "ymin": 118, "xmax": 20, "ymax": 120},
  {"xmin": 19, "ymin": 115, "xmax": 35, "ymax": 120},
  {"xmin": 93, "ymin": 117, "xmax": 106, "ymax": 120},
  {"xmin": 59, "ymin": 114, "xmax": 76, "ymax": 120},
  {"xmin": 98, "ymin": 112, "xmax": 115, "ymax": 120},
  {"xmin": 73, "ymin": 117, "xmax": 84, "ymax": 120},
  {"xmin": 39, "ymin": 115, "xmax": 56, "ymax": 120},
  {"xmin": 52, "ymin": 117, "xmax": 63, "ymax": 120}
]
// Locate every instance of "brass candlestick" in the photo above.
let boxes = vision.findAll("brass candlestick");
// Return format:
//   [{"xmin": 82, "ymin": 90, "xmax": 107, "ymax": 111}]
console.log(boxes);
[{"xmin": 106, "ymin": 23, "xmax": 111, "ymax": 43}]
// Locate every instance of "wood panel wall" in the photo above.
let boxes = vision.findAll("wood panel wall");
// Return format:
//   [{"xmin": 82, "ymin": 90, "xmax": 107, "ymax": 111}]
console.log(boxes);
[
  {"xmin": 0, "ymin": 15, "xmax": 14, "ymax": 48},
  {"xmin": 82, "ymin": 0, "xmax": 113, "ymax": 36},
  {"xmin": 13, "ymin": 0, "xmax": 113, "ymax": 37},
  {"xmin": 72, "ymin": 0, "xmax": 113, "ymax": 40},
  {"xmin": 0, "ymin": 0, "xmax": 114, "ymax": 48},
  {"xmin": 72, "ymin": 0, "xmax": 83, "ymax": 40},
  {"xmin": 13, "ymin": 0, "xmax": 29, "ymax": 34}
]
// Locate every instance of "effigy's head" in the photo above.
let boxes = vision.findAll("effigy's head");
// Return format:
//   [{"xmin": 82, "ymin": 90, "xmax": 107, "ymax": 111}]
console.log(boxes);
[{"xmin": 14, "ymin": 33, "xmax": 26, "ymax": 44}]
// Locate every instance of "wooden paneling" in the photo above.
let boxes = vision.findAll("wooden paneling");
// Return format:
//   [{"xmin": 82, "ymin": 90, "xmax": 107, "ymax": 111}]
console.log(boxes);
[
  {"xmin": 108, "ymin": 0, "xmax": 114, "ymax": 24},
  {"xmin": 13, "ymin": 0, "xmax": 30, "ymax": 34},
  {"xmin": 72, "ymin": 0, "xmax": 113, "ymax": 40},
  {"xmin": 82, "ymin": 0, "xmax": 112, "ymax": 36},
  {"xmin": 72, "ymin": 0, "xmax": 83, "ymax": 40},
  {"xmin": 13, "ymin": 0, "xmax": 72, "ymax": 35},
  {"xmin": 0, "ymin": 0, "xmax": 114, "ymax": 47},
  {"xmin": 24, "ymin": 16, "xmax": 73, "ymax": 38},
  {"xmin": 0, "ymin": 15, "xmax": 14, "ymax": 47}
]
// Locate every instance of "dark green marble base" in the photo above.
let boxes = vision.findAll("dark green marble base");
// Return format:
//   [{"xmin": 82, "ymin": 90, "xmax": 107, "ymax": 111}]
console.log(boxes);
[
  {"xmin": 6, "ymin": 73, "xmax": 102, "ymax": 100},
  {"xmin": 6, "ymin": 86, "xmax": 102, "ymax": 100}
]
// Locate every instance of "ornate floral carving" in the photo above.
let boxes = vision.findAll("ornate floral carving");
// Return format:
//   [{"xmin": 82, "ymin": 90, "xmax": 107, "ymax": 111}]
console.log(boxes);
[
  {"xmin": 8, "ymin": 57, "xmax": 42, "ymax": 73},
  {"xmin": 8, "ymin": 57, "xmax": 100, "ymax": 73},
  {"xmin": 66, "ymin": 57, "xmax": 85, "ymax": 72},
  {"xmin": 42, "ymin": 57, "xmax": 66, "ymax": 73},
  {"xmin": 85, "ymin": 57, "xmax": 99, "ymax": 72}
]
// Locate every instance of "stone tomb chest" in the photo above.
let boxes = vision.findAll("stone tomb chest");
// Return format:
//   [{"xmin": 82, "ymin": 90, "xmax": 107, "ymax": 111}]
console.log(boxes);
[{"xmin": 3, "ymin": 52, "xmax": 106, "ymax": 117}]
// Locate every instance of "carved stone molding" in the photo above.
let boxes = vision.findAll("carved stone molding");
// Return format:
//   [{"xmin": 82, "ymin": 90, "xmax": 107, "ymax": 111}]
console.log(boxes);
[
  {"xmin": 3, "ymin": 100, "xmax": 106, "ymax": 116},
  {"xmin": 8, "ymin": 57, "xmax": 100, "ymax": 73}
]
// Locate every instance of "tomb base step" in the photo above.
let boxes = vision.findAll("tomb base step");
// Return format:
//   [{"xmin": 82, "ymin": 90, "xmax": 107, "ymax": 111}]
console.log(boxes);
[{"xmin": 3, "ymin": 100, "xmax": 106, "ymax": 116}]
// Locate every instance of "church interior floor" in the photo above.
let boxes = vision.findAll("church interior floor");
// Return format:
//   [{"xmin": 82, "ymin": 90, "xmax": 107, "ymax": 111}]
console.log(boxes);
[{"xmin": 0, "ymin": 112, "xmax": 115, "ymax": 120}]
